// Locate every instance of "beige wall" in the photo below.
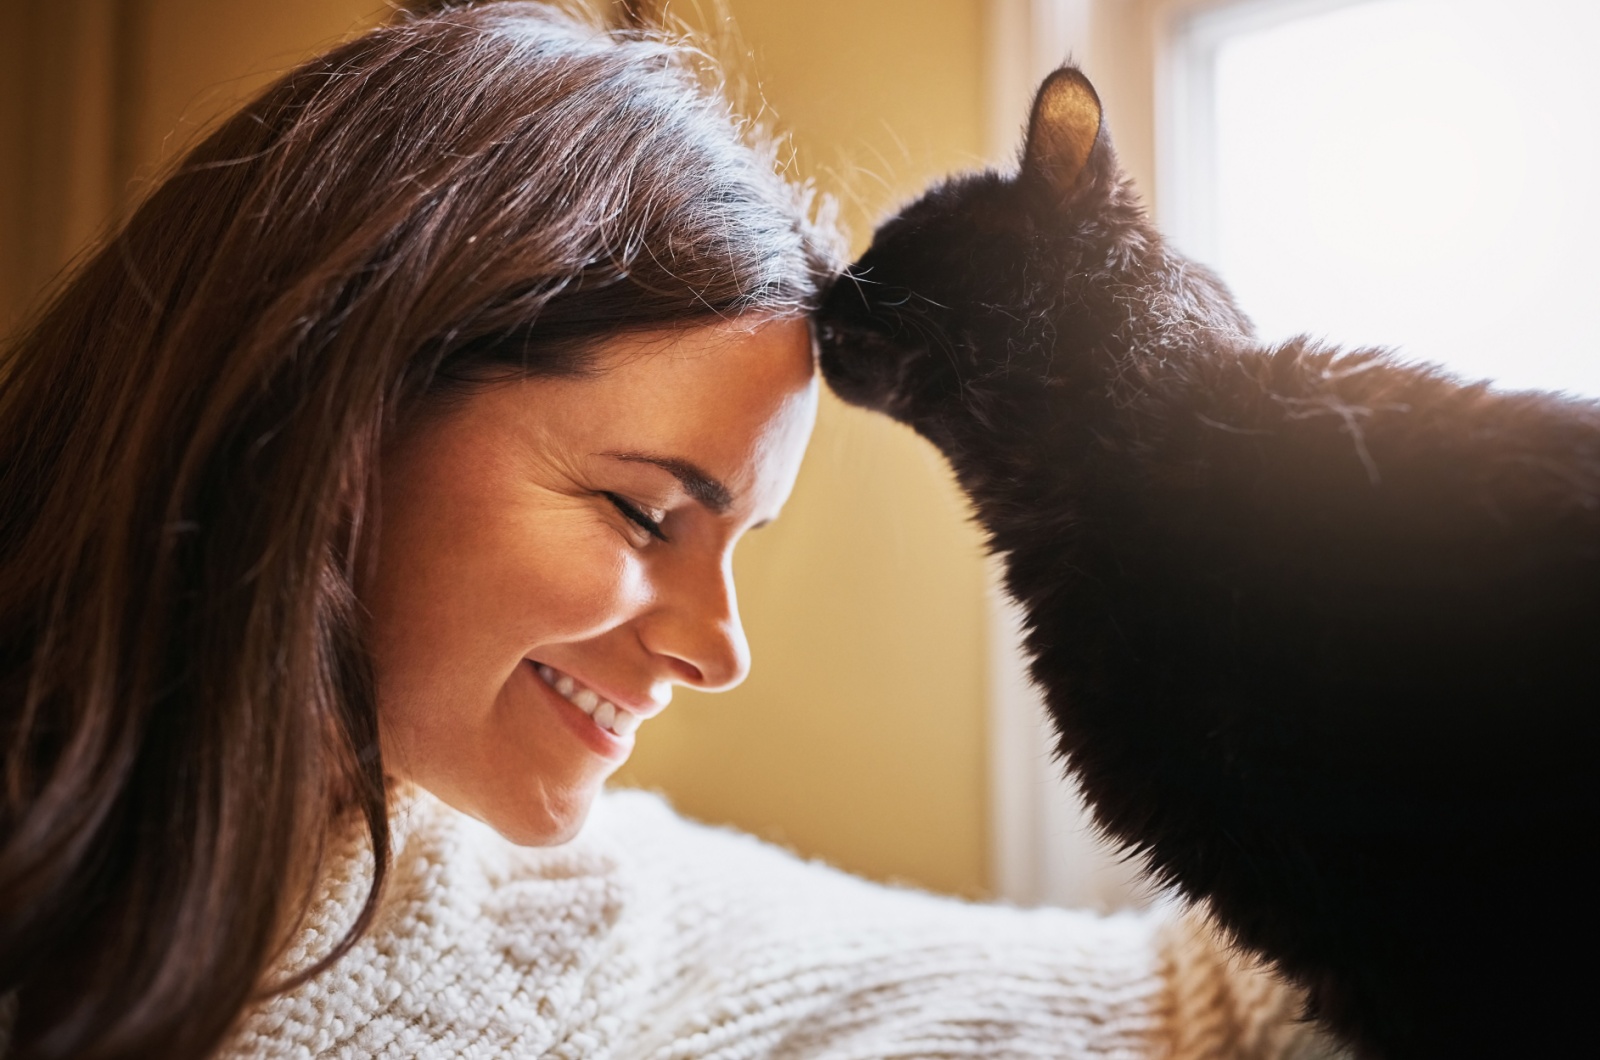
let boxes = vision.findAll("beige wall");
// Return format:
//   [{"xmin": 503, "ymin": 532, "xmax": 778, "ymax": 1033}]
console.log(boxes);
[
  {"xmin": 0, "ymin": 0, "xmax": 996, "ymax": 897},
  {"xmin": 1, "ymin": 0, "xmax": 128, "ymax": 334}
]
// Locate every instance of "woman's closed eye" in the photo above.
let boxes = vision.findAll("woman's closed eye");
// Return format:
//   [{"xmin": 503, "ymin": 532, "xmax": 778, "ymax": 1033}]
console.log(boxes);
[{"xmin": 602, "ymin": 492, "xmax": 669, "ymax": 542}]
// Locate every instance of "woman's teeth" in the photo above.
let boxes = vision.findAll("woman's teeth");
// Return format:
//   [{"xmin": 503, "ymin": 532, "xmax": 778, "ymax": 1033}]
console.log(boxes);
[{"xmin": 535, "ymin": 663, "xmax": 641, "ymax": 738}]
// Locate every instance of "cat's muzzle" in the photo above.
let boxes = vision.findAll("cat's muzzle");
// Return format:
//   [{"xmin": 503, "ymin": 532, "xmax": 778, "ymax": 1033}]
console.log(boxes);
[{"xmin": 816, "ymin": 320, "xmax": 925, "ymax": 422}]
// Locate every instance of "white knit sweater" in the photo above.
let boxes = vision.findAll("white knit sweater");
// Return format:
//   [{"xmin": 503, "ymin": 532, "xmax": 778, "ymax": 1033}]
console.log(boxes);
[{"xmin": 198, "ymin": 787, "xmax": 1341, "ymax": 1059}]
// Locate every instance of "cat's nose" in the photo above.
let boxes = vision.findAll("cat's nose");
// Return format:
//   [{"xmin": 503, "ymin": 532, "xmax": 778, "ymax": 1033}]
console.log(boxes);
[
  {"xmin": 816, "ymin": 282, "xmax": 902, "ymax": 412},
  {"xmin": 817, "ymin": 324, "xmax": 918, "ymax": 421}
]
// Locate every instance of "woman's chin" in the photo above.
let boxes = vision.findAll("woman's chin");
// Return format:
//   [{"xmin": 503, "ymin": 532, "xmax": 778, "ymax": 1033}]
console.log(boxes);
[
  {"xmin": 404, "ymin": 766, "xmax": 605, "ymax": 848},
  {"xmin": 481, "ymin": 781, "xmax": 602, "ymax": 848}
]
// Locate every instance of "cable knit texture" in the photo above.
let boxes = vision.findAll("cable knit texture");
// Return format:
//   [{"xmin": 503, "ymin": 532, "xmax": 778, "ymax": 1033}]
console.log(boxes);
[{"xmin": 212, "ymin": 787, "xmax": 1334, "ymax": 1059}]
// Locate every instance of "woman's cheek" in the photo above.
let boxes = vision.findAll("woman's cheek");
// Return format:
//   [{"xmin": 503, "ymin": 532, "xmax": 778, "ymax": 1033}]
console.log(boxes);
[{"xmin": 508, "ymin": 527, "xmax": 653, "ymax": 641}]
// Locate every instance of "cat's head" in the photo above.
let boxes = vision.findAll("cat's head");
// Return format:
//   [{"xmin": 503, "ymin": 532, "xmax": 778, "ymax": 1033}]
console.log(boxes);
[{"xmin": 818, "ymin": 66, "xmax": 1249, "ymax": 452}]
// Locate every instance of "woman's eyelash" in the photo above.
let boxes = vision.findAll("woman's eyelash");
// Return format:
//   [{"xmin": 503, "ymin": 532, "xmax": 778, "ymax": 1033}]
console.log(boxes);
[{"xmin": 602, "ymin": 492, "xmax": 668, "ymax": 542}]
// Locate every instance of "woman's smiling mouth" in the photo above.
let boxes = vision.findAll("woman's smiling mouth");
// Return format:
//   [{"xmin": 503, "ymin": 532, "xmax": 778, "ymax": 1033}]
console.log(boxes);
[{"xmin": 530, "ymin": 661, "xmax": 642, "ymax": 738}]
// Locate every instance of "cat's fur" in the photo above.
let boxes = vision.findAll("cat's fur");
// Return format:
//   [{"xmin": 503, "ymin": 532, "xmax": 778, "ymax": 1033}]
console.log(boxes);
[{"xmin": 817, "ymin": 67, "xmax": 1599, "ymax": 1058}]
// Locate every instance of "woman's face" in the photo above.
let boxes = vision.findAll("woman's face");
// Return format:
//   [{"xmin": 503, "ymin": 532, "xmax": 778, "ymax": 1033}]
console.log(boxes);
[{"xmin": 366, "ymin": 317, "xmax": 817, "ymax": 845}]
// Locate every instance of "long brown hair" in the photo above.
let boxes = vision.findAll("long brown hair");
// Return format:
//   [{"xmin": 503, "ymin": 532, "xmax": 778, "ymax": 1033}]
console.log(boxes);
[{"xmin": 0, "ymin": 3, "xmax": 836, "ymax": 1057}]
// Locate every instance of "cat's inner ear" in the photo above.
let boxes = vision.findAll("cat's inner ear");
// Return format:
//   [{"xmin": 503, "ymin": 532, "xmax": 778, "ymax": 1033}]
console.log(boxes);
[{"xmin": 1022, "ymin": 66, "xmax": 1104, "ymax": 196}]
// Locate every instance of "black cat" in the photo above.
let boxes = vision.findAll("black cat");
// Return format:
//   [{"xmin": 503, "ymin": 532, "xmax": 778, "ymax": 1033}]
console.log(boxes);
[{"xmin": 818, "ymin": 67, "xmax": 1599, "ymax": 1059}]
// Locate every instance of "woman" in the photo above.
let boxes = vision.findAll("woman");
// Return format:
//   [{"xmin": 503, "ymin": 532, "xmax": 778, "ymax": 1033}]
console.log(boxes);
[{"xmin": 0, "ymin": 3, "xmax": 1327, "ymax": 1058}]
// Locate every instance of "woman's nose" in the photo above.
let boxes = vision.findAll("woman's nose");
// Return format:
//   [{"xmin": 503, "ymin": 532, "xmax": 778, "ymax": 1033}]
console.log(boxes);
[{"xmin": 644, "ymin": 555, "xmax": 751, "ymax": 692}]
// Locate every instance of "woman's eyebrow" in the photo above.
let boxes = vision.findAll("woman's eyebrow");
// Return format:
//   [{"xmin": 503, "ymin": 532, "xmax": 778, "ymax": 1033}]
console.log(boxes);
[{"xmin": 603, "ymin": 450, "xmax": 733, "ymax": 513}]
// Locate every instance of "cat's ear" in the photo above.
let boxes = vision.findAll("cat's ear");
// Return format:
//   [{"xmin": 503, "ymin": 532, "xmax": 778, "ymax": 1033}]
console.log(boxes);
[{"xmin": 1022, "ymin": 66, "xmax": 1105, "ymax": 198}]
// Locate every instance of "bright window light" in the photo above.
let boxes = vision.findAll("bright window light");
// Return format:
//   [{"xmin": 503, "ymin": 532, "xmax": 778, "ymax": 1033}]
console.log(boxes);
[{"xmin": 1176, "ymin": 0, "xmax": 1600, "ymax": 396}]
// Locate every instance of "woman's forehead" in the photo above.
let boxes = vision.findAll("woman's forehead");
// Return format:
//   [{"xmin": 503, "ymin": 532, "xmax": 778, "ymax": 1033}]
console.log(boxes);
[
  {"xmin": 578, "ymin": 318, "xmax": 817, "ymax": 510},
  {"xmin": 582, "ymin": 317, "xmax": 816, "ymax": 423},
  {"xmin": 591, "ymin": 316, "xmax": 815, "ymax": 371},
  {"xmin": 437, "ymin": 317, "xmax": 816, "ymax": 520}
]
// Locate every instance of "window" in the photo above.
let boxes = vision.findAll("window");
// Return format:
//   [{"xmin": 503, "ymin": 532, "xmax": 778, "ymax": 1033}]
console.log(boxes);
[{"xmin": 1166, "ymin": 0, "xmax": 1600, "ymax": 396}]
